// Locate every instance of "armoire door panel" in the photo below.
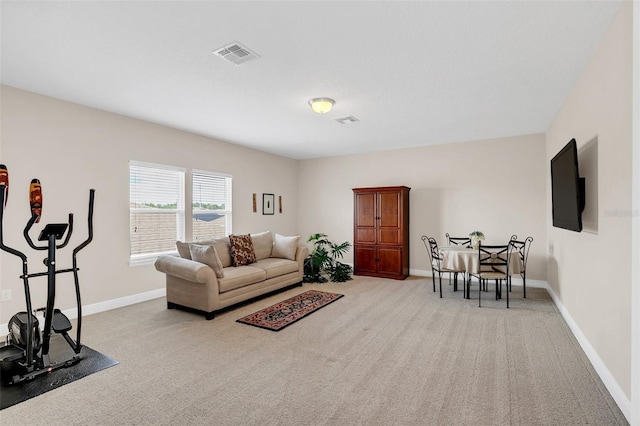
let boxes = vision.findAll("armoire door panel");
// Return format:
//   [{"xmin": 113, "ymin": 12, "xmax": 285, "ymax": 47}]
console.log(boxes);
[
  {"xmin": 354, "ymin": 192, "xmax": 376, "ymax": 228},
  {"xmin": 378, "ymin": 192, "xmax": 400, "ymax": 228},
  {"xmin": 377, "ymin": 247, "xmax": 402, "ymax": 276},
  {"xmin": 355, "ymin": 229, "xmax": 376, "ymax": 244},
  {"xmin": 354, "ymin": 245, "xmax": 377, "ymax": 274},
  {"xmin": 378, "ymin": 229, "xmax": 401, "ymax": 245}
]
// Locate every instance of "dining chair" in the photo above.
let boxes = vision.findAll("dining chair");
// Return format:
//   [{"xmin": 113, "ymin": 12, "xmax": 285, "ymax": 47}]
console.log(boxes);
[
  {"xmin": 444, "ymin": 233, "xmax": 471, "ymax": 288},
  {"xmin": 469, "ymin": 242, "xmax": 511, "ymax": 308},
  {"xmin": 445, "ymin": 233, "xmax": 471, "ymax": 247},
  {"xmin": 509, "ymin": 235, "xmax": 533, "ymax": 298},
  {"xmin": 421, "ymin": 235, "xmax": 464, "ymax": 298}
]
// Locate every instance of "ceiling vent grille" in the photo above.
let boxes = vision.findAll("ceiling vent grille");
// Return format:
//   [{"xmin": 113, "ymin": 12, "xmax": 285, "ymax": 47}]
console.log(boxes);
[
  {"xmin": 336, "ymin": 116, "xmax": 359, "ymax": 124},
  {"xmin": 214, "ymin": 42, "xmax": 260, "ymax": 65}
]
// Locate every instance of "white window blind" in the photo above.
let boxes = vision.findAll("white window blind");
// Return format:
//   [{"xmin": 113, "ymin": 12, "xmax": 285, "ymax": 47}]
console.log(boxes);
[
  {"xmin": 130, "ymin": 161, "xmax": 185, "ymax": 264},
  {"xmin": 192, "ymin": 170, "xmax": 232, "ymax": 241}
]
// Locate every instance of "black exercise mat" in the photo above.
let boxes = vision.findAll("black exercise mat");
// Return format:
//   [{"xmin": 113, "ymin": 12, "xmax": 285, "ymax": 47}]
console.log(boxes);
[{"xmin": 0, "ymin": 335, "xmax": 118, "ymax": 410}]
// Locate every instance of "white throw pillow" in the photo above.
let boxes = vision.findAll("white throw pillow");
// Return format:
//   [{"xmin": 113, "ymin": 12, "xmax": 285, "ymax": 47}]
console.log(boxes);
[
  {"xmin": 210, "ymin": 237, "xmax": 231, "ymax": 267},
  {"xmin": 189, "ymin": 244, "xmax": 224, "ymax": 278},
  {"xmin": 251, "ymin": 231, "xmax": 273, "ymax": 260},
  {"xmin": 176, "ymin": 240, "xmax": 192, "ymax": 259},
  {"xmin": 176, "ymin": 239, "xmax": 217, "ymax": 259},
  {"xmin": 271, "ymin": 234, "xmax": 300, "ymax": 261}
]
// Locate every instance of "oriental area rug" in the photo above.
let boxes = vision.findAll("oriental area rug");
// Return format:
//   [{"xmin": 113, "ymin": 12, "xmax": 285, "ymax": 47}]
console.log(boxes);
[{"xmin": 237, "ymin": 290, "xmax": 344, "ymax": 331}]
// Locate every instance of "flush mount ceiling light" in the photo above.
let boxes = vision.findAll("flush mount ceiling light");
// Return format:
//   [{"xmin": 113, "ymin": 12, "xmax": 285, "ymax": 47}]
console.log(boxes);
[{"xmin": 308, "ymin": 98, "xmax": 335, "ymax": 114}]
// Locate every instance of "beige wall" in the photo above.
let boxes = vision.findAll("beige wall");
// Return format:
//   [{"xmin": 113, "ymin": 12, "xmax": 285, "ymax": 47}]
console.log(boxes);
[
  {"xmin": 546, "ymin": 0, "xmax": 633, "ymax": 400},
  {"xmin": 296, "ymin": 134, "xmax": 547, "ymax": 279},
  {"xmin": 0, "ymin": 86, "xmax": 299, "ymax": 324}
]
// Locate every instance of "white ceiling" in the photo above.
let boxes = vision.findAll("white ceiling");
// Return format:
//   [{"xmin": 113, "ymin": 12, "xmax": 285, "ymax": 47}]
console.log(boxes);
[{"xmin": 1, "ymin": 1, "xmax": 622, "ymax": 160}]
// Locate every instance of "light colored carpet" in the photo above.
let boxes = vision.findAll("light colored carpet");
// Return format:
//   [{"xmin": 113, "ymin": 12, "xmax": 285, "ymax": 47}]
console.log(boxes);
[{"xmin": 0, "ymin": 276, "xmax": 628, "ymax": 425}]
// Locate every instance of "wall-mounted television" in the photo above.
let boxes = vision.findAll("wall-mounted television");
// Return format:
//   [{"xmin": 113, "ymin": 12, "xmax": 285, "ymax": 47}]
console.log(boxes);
[{"xmin": 551, "ymin": 138, "xmax": 585, "ymax": 232}]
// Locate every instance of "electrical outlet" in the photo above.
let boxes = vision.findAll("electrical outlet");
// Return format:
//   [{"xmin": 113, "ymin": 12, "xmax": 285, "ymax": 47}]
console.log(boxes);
[{"xmin": 1, "ymin": 289, "xmax": 11, "ymax": 302}]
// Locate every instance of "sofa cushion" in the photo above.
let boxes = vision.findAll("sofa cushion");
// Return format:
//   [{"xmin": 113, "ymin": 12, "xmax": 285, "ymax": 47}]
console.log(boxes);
[
  {"xmin": 251, "ymin": 231, "xmax": 273, "ymax": 260},
  {"xmin": 176, "ymin": 239, "xmax": 217, "ymax": 259},
  {"xmin": 253, "ymin": 258, "xmax": 299, "ymax": 279},
  {"xmin": 272, "ymin": 234, "xmax": 300, "ymax": 260},
  {"xmin": 229, "ymin": 234, "xmax": 256, "ymax": 266},
  {"xmin": 189, "ymin": 244, "xmax": 224, "ymax": 278},
  {"xmin": 218, "ymin": 265, "xmax": 266, "ymax": 292}
]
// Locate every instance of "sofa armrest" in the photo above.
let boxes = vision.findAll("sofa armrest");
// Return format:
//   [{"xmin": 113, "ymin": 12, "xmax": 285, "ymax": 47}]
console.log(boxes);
[
  {"xmin": 295, "ymin": 245, "xmax": 309, "ymax": 264},
  {"xmin": 295, "ymin": 245, "xmax": 309, "ymax": 281},
  {"xmin": 154, "ymin": 255, "xmax": 216, "ymax": 284}
]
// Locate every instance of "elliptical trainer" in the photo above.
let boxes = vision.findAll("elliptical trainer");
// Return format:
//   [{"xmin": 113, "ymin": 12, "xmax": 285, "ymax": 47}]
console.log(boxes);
[{"xmin": 0, "ymin": 164, "xmax": 95, "ymax": 384}]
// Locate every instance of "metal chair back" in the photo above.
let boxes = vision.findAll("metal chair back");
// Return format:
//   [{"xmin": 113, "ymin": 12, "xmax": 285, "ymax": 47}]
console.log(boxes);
[{"xmin": 446, "ymin": 233, "xmax": 471, "ymax": 247}]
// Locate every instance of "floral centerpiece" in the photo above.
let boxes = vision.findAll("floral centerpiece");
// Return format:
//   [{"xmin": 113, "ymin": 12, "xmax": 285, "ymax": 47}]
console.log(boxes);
[{"xmin": 469, "ymin": 231, "xmax": 485, "ymax": 249}]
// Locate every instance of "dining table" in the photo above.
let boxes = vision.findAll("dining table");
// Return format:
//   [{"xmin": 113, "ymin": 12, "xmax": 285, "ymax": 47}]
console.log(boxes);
[{"xmin": 439, "ymin": 245, "xmax": 523, "ymax": 298}]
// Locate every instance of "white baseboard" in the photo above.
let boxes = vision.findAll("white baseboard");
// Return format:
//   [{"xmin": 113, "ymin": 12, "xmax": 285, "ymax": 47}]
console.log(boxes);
[
  {"xmin": 538, "ymin": 283, "xmax": 631, "ymax": 423},
  {"xmin": 72, "ymin": 288, "xmax": 166, "ymax": 318},
  {"xmin": 1, "ymin": 288, "xmax": 166, "ymax": 338}
]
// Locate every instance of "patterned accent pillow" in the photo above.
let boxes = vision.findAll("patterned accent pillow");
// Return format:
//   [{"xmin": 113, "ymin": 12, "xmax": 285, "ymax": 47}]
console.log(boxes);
[
  {"xmin": 189, "ymin": 244, "xmax": 224, "ymax": 278},
  {"xmin": 229, "ymin": 234, "xmax": 256, "ymax": 266}
]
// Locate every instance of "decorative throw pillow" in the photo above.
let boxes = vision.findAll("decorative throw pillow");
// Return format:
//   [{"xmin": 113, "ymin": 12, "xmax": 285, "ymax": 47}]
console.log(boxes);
[
  {"xmin": 251, "ymin": 231, "xmax": 273, "ymax": 260},
  {"xmin": 176, "ymin": 240, "xmax": 192, "ymax": 259},
  {"xmin": 272, "ymin": 234, "xmax": 300, "ymax": 261},
  {"xmin": 211, "ymin": 237, "xmax": 232, "ymax": 268},
  {"xmin": 176, "ymin": 239, "xmax": 217, "ymax": 260},
  {"xmin": 229, "ymin": 234, "xmax": 256, "ymax": 266},
  {"xmin": 189, "ymin": 244, "xmax": 224, "ymax": 278}
]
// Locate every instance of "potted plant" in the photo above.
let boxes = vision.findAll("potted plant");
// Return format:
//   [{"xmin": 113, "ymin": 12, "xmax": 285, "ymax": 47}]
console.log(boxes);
[
  {"xmin": 469, "ymin": 230, "xmax": 485, "ymax": 249},
  {"xmin": 303, "ymin": 233, "xmax": 353, "ymax": 283}
]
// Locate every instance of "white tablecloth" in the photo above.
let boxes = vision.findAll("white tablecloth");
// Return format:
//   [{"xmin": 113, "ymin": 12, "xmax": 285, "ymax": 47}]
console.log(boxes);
[{"xmin": 439, "ymin": 245, "xmax": 522, "ymax": 275}]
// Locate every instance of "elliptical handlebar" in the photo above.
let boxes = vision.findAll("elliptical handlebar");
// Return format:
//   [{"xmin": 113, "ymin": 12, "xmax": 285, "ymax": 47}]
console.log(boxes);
[
  {"xmin": 24, "ymin": 213, "xmax": 46, "ymax": 250},
  {"xmin": 24, "ymin": 211, "xmax": 74, "ymax": 251},
  {"xmin": 70, "ymin": 188, "xmax": 95, "ymax": 354},
  {"xmin": 73, "ymin": 189, "xmax": 95, "ymax": 256},
  {"xmin": 57, "ymin": 213, "xmax": 74, "ymax": 249},
  {"xmin": 1, "ymin": 182, "xmax": 34, "ymax": 366},
  {"xmin": 0, "ymin": 185, "xmax": 27, "ymax": 262}
]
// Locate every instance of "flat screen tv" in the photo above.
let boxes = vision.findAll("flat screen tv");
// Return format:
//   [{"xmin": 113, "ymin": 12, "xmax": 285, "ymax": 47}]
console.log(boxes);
[{"xmin": 551, "ymin": 138, "xmax": 585, "ymax": 232}]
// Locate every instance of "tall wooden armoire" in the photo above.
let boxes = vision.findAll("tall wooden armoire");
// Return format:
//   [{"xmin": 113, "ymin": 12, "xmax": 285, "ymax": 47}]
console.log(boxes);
[{"xmin": 353, "ymin": 186, "xmax": 410, "ymax": 280}]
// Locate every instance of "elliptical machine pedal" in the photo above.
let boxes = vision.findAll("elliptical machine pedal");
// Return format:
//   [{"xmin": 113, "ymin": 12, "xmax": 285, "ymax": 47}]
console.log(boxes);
[{"xmin": 52, "ymin": 309, "xmax": 72, "ymax": 333}]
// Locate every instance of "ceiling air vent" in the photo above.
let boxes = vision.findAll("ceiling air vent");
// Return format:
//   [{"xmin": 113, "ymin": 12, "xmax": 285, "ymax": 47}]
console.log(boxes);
[
  {"xmin": 335, "ymin": 116, "xmax": 359, "ymax": 125},
  {"xmin": 214, "ymin": 42, "xmax": 260, "ymax": 66}
]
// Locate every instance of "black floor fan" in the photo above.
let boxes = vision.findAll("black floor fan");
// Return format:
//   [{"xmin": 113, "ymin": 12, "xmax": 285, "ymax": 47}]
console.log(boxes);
[{"xmin": 0, "ymin": 166, "xmax": 95, "ymax": 385}]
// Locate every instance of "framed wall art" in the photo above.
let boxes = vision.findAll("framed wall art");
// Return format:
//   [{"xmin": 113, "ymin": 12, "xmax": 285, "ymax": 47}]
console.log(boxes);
[{"xmin": 262, "ymin": 193, "xmax": 275, "ymax": 215}]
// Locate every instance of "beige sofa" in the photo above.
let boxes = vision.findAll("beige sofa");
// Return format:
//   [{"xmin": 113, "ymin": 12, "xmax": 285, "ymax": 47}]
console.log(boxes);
[{"xmin": 154, "ymin": 231, "xmax": 308, "ymax": 320}]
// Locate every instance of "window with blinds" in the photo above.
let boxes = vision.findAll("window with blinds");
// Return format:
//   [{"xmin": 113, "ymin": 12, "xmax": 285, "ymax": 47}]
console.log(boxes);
[
  {"xmin": 129, "ymin": 161, "xmax": 185, "ymax": 264},
  {"xmin": 192, "ymin": 170, "xmax": 232, "ymax": 241}
]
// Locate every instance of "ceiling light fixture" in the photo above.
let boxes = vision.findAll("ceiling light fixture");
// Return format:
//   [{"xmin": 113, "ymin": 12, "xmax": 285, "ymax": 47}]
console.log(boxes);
[{"xmin": 308, "ymin": 98, "xmax": 335, "ymax": 114}]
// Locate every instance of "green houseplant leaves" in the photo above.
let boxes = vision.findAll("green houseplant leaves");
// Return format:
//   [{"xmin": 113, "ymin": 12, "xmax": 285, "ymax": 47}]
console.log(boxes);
[{"xmin": 303, "ymin": 233, "xmax": 353, "ymax": 283}]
